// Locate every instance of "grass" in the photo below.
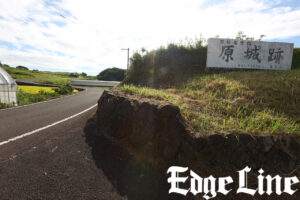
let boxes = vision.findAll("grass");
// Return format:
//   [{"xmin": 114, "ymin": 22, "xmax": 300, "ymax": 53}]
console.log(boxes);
[
  {"xmin": 118, "ymin": 69, "xmax": 300, "ymax": 135},
  {"xmin": 121, "ymin": 84, "xmax": 168, "ymax": 100},
  {"xmin": 17, "ymin": 89, "xmax": 58, "ymax": 106},
  {"xmin": 2, "ymin": 66, "xmax": 96, "ymax": 85},
  {"xmin": 0, "ymin": 66, "xmax": 82, "ymax": 109},
  {"xmin": 96, "ymin": 86, "xmax": 113, "ymax": 90},
  {"xmin": 15, "ymin": 85, "xmax": 79, "ymax": 106},
  {"xmin": 0, "ymin": 102, "xmax": 13, "ymax": 109}
]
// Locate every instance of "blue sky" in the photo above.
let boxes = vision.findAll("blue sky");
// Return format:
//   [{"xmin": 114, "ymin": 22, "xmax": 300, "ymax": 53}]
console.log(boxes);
[{"xmin": 0, "ymin": 0, "xmax": 300, "ymax": 75}]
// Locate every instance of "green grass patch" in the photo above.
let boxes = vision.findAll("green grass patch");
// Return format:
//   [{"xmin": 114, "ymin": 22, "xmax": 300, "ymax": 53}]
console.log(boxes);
[
  {"xmin": 17, "ymin": 90, "xmax": 59, "ymax": 106},
  {"xmin": 16, "ymin": 84, "xmax": 77, "ymax": 106},
  {"xmin": 1, "ymin": 65, "xmax": 96, "ymax": 85},
  {"xmin": 96, "ymin": 86, "xmax": 113, "ymax": 90},
  {"xmin": 122, "ymin": 84, "xmax": 169, "ymax": 100},
  {"xmin": 119, "ymin": 69, "xmax": 300, "ymax": 135},
  {"xmin": 0, "ymin": 102, "xmax": 13, "ymax": 109}
]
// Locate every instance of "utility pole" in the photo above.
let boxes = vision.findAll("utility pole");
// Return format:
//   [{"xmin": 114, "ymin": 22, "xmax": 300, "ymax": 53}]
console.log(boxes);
[{"xmin": 121, "ymin": 48, "xmax": 130, "ymax": 70}]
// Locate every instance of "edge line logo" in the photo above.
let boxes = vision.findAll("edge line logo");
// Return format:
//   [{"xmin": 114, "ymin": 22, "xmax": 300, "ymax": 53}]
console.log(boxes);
[{"xmin": 167, "ymin": 166, "xmax": 299, "ymax": 200}]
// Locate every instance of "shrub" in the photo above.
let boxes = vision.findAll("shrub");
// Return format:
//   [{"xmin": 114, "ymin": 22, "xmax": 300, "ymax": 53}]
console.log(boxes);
[
  {"xmin": 0, "ymin": 102, "xmax": 12, "ymax": 109},
  {"xmin": 124, "ymin": 37, "xmax": 300, "ymax": 88},
  {"xmin": 17, "ymin": 90, "xmax": 58, "ymax": 106},
  {"xmin": 124, "ymin": 38, "xmax": 207, "ymax": 88},
  {"xmin": 16, "ymin": 66, "xmax": 29, "ymax": 70},
  {"xmin": 54, "ymin": 84, "xmax": 74, "ymax": 95},
  {"xmin": 69, "ymin": 72, "xmax": 80, "ymax": 78},
  {"xmin": 97, "ymin": 67, "xmax": 125, "ymax": 81},
  {"xmin": 292, "ymin": 48, "xmax": 300, "ymax": 70}
]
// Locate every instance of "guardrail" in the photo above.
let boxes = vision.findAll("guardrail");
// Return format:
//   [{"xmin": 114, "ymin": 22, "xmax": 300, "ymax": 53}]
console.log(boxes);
[{"xmin": 70, "ymin": 80, "xmax": 120, "ymax": 87}]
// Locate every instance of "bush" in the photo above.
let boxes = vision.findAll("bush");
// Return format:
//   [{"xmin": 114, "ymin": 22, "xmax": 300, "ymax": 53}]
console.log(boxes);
[
  {"xmin": 125, "ymin": 38, "xmax": 300, "ymax": 88},
  {"xmin": 16, "ymin": 85, "xmax": 76, "ymax": 106},
  {"xmin": 292, "ymin": 48, "xmax": 300, "ymax": 70},
  {"xmin": 97, "ymin": 67, "xmax": 126, "ymax": 81},
  {"xmin": 16, "ymin": 66, "xmax": 29, "ymax": 70},
  {"xmin": 69, "ymin": 72, "xmax": 80, "ymax": 78},
  {"xmin": 0, "ymin": 102, "xmax": 12, "ymax": 109},
  {"xmin": 54, "ymin": 84, "xmax": 74, "ymax": 95},
  {"xmin": 17, "ymin": 90, "xmax": 58, "ymax": 106},
  {"xmin": 125, "ymin": 39, "xmax": 207, "ymax": 88}
]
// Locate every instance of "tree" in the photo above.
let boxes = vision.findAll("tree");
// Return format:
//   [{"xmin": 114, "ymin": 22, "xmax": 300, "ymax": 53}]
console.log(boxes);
[
  {"xmin": 96, "ymin": 67, "xmax": 126, "ymax": 81},
  {"xmin": 69, "ymin": 72, "xmax": 79, "ymax": 78},
  {"xmin": 235, "ymin": 31, "xmax": 266, "ymax": 41},
  {"xmin": 16, "ymin": 65, "xmax": 29, "ymax": 70},
  {"xmin": 81, "ymin": 72, "xmax": 87, "ymax": 77}
]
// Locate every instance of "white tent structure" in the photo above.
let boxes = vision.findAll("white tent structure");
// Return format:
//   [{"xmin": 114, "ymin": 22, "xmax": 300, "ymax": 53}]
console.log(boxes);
[{"xmin": 0, "ymin": 67, "xmax": 17, "ymax": 105}]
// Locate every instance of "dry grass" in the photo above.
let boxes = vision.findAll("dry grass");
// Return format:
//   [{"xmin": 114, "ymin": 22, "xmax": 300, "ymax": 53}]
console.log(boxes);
[{"xmin": 119, "ymin": 69, "xmax": 300, "ymax": 135}]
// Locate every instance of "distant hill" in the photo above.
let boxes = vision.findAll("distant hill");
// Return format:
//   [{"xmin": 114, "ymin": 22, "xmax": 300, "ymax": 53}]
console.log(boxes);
[{"xmin": 0, "ymin": 64, "xmax": 96, "ymax": 85}]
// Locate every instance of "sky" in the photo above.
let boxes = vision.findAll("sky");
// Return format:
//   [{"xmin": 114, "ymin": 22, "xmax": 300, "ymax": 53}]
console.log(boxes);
[{"xmin": 0, "ymin": 0, "xmax": 300, "ymax": 75}]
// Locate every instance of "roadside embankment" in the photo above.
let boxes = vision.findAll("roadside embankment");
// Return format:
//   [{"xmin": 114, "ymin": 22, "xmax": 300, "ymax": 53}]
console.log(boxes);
[{"xmin": 97, "ymin": 90, "xmax": 300, "ymax": 174}]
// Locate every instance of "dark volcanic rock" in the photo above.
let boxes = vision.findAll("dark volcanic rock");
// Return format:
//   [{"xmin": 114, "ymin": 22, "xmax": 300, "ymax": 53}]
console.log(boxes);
[
  {"xmin": 97, "ymin": 90, "xmax": 300, "ymax": 173},
  {"xmin": 97, "ymin": 91, "xmax": 185, "ymax": 160}
]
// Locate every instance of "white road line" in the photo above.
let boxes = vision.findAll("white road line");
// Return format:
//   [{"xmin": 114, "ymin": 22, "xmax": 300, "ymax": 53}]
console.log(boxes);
[{"xmin": 0, "ymin": 104, "xmax": 98, "ymax": 147}]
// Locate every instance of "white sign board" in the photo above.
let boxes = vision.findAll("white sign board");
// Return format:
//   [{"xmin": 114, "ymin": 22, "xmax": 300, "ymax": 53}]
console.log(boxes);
[{"xmin": 207, "ymin": 38, "xmax": 294, "ymax": 70}]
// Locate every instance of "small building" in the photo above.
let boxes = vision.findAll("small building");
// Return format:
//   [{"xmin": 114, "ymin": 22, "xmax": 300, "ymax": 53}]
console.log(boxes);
[{"xmin": 0, "ymin": 67, "xmax": 17, "ymax": 105}]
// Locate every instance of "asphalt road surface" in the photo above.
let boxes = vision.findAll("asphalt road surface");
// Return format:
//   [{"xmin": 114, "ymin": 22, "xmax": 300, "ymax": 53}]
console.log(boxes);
[
  {"xmin": 1, "ymin": 87, "xmax": 291, "ymax": 200},
  {"xmin": 0, "ymin": 88, "xmax": 127, "ymax": 199},
  {"xmin": 0, "ymin": 88, "xmax": 102, "ymax": 144},
  {"xmin": 0, "ymin": 88, "xmax": 187, "ymax": 200}
]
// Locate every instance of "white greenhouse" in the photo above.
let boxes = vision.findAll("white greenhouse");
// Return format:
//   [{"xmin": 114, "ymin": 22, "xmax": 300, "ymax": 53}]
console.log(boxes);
[{"xmin": 0, "ymin": 67, "xmax": 17, "ymax": 105}]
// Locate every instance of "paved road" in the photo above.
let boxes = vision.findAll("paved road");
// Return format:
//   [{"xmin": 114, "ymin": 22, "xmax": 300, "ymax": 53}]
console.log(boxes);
[
  {"xmin": 0, "ymin": 88, "xmax": 102, "ymax": 143},
  {"xmin": 0, "ymin": 88, "xmax": 181, "ymax": 200},
  {"xmin": 0, "ymin": 87, "xmax": 130, "ymax": 199}
]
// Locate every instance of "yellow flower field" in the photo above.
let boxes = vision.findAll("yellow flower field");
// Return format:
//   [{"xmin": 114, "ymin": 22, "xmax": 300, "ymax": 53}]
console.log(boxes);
[
  {"xmin": 18, "ymin": 86, "xmax": 79, "ymax": 94},
  {"xmin": 18, "ymin": 86, "xmax": 55, "ymax": 94}
]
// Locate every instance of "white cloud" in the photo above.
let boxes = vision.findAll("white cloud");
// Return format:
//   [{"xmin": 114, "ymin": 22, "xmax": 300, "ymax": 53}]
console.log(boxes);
[{"xmin": 0, "ymin": 0, "xmax": 299, "ymax": 75}]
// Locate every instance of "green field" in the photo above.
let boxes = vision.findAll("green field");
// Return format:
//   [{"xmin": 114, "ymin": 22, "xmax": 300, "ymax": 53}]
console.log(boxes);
[
  {"xmin": 0, "ymin": 84, "xmax": 79, "ymax": 109},
  {"xmin": 1, "ymin": 65, "xmax": 96, "ymax": 85},
  {"xmin": 119, "ymin": 69, "xmax": 300, "ymax": 135},
  {"xmin": 16, "ymin": 84, "xmax": 77, "ymax": 106},
  {"xmin": 0, "ymin": 65, "xmax": 93, "ymax": 109}
]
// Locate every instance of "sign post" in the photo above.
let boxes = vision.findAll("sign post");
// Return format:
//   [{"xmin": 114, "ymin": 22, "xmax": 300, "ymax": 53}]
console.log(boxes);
[{"xmin": 206, "ymin": 38, "xmax": 294, "ymax": 70}]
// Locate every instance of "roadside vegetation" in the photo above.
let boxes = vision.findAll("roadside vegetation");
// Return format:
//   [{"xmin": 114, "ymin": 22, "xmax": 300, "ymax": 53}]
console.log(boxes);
[
  {"xmin": 119, "ymin": 33, "xmax": 300, "ymax": 135},
  {"xmin": 18, "ymin": 86, "xmax": 56, "ymax": 94},
  {"xmin": 97, "ymin": 67, "xmax": 126, "ymax": 81},
  {"xmin": 0, "ymin": 102, "xmax": 12, "ymax": 109},
  {"xmin": 16, "ymin": 85, "xmax": 78, "ymax": 106},
  {"xmin": 1, "ymin": 64, "xmax": 96, "ymax": 85},
  {"xmin": 0, "ymin": 83, "xmax": 79, "ymax": 109},
  {"xmin": 124, "ymin": 37, "xmax": 207, "ymax": 88},
  {"xmin": 119, "ymin": 69, "xmax": 300, "ymax": 135},
  {"xmin": 124, "ymin": 34, "xmax": 300, "ymax": 88}
]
